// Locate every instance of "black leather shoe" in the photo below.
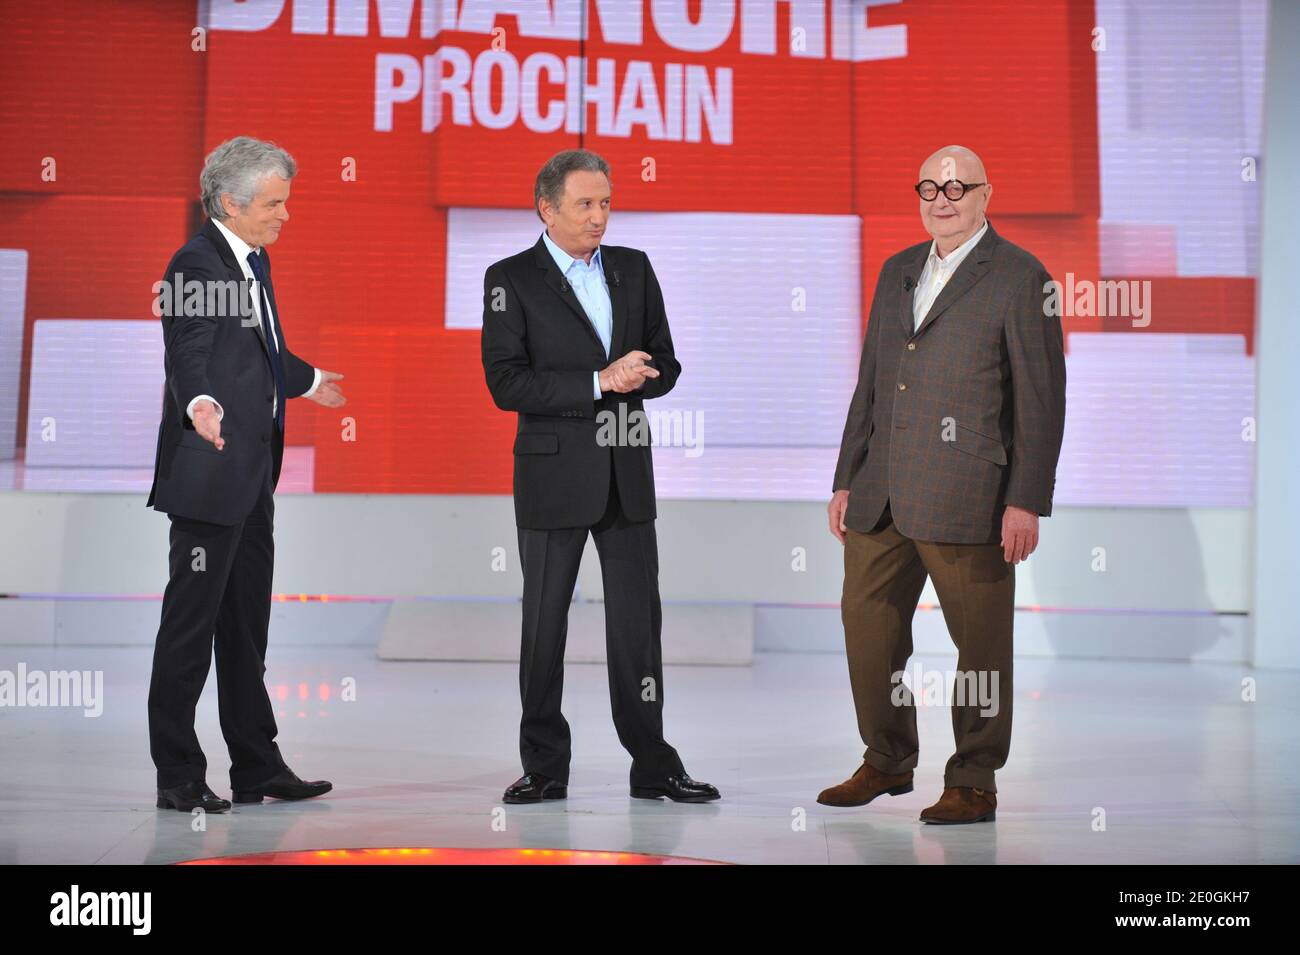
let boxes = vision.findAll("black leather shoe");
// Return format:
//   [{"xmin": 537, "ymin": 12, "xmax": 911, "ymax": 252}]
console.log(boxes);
[
  {"xmin": 631, "ymin": 773, "xmax": 720, "ymax": 803},
  {"xmin": 232, "ymin": 769, "xmax": 332, "ymax": 803},
  {"xmin": 503, "ymin": 773, "xmax": 567, "ymax": 803},
  {"xmin": 156, "ymin": 780, "xmax": 231, "ymax": 813}
]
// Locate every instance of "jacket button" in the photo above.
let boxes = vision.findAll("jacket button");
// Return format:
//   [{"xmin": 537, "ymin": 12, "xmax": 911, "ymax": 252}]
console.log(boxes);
[
  {"xmin": 898, "ymin": 382, "xmax": 907, "ymax": 391},
  {"xmin": 907, "ymin": 343, "xmax": 916, "ymax": 351},
  {"xmin": 267, "ymin": 394, "xmax": 274, "ymax": 402},
  {"xmin": 261, "ymin": 434, "xmax": 269, "ymax": 443}
]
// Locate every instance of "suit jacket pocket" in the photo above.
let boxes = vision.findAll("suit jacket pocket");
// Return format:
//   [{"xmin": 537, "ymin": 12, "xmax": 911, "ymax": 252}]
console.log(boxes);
[
  {"xmin": 513, "ymin": 432, "xmax": 559, "ymax": 455},
  {"xmin": 949, "ymin": 423, "xmax": 1007, "ymax": 466}
]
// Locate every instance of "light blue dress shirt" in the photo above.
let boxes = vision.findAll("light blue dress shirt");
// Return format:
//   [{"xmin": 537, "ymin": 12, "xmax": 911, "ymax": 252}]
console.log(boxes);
[{"xmin": 541, "ymin": 230, "xmax": 612, "ymax": 399}]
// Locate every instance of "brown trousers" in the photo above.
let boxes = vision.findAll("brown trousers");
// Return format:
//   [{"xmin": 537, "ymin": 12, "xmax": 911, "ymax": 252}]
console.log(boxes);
[{"xmin": 841, "ymin": 502, "xmax": 1015, "ymax": 792}]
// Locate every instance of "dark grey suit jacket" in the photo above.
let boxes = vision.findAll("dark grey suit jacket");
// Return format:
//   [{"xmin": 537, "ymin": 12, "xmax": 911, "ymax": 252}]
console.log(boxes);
[
  {"xmin": 481, "ymin": 236, "xmax": 680, "ymax": 530},
  {"xmin": 833, "ymin": 219, "xmax": 1066, "ymax": 544}
]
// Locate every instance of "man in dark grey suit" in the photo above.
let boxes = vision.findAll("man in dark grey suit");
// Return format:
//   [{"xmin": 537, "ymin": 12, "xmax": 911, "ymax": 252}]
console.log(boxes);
[
  {"xmin": 481, "ymin": 149, "xmax": 718, "ymax": 805},
  {"xmin": 820, "ymin": 145, "xmax": 1066, "ymax": 824}
]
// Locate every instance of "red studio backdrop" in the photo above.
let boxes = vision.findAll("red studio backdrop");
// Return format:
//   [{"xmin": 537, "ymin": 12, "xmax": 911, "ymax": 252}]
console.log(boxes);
[{"xmin": 0, "ymin": 0, "xmax": 1110, "ymax": 494}]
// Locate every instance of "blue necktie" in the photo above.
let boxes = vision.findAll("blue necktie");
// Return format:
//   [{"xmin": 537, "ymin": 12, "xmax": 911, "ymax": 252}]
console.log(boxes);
[{"xmin": 246, "ymin": 251, "xmax": 286, "ymax": 432}]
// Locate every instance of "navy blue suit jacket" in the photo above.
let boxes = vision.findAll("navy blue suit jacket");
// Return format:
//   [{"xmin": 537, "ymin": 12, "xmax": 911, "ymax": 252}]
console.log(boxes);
[{"xmin": 147, "ymin": 218, "xmax": 315, "ymax": 525}]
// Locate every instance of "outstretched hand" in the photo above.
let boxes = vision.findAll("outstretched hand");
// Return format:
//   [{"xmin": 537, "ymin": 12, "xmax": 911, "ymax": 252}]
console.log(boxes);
[
  {"xmin": 306, "ymin": 370, "xmax": 347, "ymax": 408},
  {"xmin": 191, "ymin": 400, "xmax": 224, "ymax": 451}
]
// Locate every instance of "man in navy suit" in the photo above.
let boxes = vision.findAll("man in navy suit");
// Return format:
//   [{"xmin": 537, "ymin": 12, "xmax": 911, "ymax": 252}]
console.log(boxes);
[{"xmin": 147, "ymin": 136, "xmax": 345, "ymax": 812}]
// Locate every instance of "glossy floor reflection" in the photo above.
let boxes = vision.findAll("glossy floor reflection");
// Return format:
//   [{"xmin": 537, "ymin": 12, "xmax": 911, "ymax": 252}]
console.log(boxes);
[{"xmin": 0, "ymin": 646, "xmax": 1296, "ymax": 864}]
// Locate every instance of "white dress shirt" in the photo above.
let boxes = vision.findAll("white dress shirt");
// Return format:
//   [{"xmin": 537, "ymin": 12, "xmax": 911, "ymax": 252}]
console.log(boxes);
[
  {"xmin": 540, "ymin": 230, "xmax": 611, "ymax": 400},
  {"xmin": 186, "ymin": 217, "xmax": 320, "ymax": 421},
  {"xmin": 912, "ymin": 218, "xmax": 989, "ymax": 331}
]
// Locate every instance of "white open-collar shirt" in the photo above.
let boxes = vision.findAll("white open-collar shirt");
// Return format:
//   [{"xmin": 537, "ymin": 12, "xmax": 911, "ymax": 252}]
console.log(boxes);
[{"xmin": 911, "ymin": 218, "xmax": 989, "ymax": 331}]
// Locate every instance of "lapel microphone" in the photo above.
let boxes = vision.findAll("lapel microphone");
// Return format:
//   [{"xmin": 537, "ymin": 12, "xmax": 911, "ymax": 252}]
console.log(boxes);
[
  {"xmin": 611, "ymin": 270, "xmax": 622, "ymax": 287},
  {"xmin": 903, "ymin": 275, "xmax": 916, "ymax": 291},
  {"xmin": 559, "ymin": 278, "xmax": 569, "ymax": 293}
]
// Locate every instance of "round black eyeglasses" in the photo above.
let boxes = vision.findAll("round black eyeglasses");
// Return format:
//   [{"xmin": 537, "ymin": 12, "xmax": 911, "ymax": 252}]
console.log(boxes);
[{"xmin": 915, "ymin": 179, "xmax": 987, "ymax": 201}]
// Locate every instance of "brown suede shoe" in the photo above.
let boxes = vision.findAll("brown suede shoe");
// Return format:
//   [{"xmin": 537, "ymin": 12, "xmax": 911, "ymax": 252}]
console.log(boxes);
[
  {"xmin": 816, "ymin": 762, "xmax": 913, "ymax": 807},
  {"xmin": 918, "ymin": 786, "xmax": 997, "ymax": 824}
]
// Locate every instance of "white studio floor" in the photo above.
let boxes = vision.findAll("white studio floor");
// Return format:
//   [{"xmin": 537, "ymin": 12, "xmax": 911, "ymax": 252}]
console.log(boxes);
[{"xmin": 1, "ymin": 645, "xmax": 1297, "ymax": 865}]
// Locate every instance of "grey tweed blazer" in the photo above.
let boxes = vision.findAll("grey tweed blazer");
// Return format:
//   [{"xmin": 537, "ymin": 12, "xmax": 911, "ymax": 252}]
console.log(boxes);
[{"xmin": 833, "ymin": 218, "xmax": 1066, "ymax": 544}]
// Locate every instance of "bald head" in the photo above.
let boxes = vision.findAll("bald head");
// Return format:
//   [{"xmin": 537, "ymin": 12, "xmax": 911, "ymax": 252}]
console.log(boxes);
[
  {"xmin": 918, "ymin": 145, "xmax": 987, "ymax": 183},
  {"xmin": 917, "ymin": 145, "xmax": 992, "ymax": 255}
]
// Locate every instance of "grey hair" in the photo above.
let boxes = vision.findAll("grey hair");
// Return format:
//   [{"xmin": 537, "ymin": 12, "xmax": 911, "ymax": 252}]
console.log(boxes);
[
  {"xmin": 200, "ymin": 136, "xmax": 297, "ymax": 220},
  {"xmin": 534, "ymin": 149, "xmax": 611, "ymax": 222}
]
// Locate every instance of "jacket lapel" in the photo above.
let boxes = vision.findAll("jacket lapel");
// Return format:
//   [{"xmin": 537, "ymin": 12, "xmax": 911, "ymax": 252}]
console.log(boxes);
[
  {"xmin": 201, "ymin": 218, "xmax": 270, "ymax": 359},
  {"xmin": 533, "ymin": 236, "xmax": 606, "ymax": 352},
  {"xmin": 601, "ymin": 246, "xmax": 626, "ymax": 360},
  {"xmin": 897, "ymin": 243, "xmax": 931, "ymax": 338},
  {"xmin": 909, "ymin": 220, "xmax": 1000, "ymax": 340}
]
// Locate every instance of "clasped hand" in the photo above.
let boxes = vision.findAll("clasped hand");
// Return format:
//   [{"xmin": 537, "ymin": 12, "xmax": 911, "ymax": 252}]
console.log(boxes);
[{"xmin": 599, "ymin": 350, "xmax": 658, "ymax": 393}]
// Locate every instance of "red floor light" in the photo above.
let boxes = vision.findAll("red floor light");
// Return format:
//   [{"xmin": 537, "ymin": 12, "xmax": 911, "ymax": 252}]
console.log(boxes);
[{"xmin": 177, "ymin": 847, "xmax": 726, "ymax": 865}]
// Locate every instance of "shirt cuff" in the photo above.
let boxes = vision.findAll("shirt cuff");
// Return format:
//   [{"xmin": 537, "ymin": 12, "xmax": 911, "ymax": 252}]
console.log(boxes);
[
  {"xmin": 302, "ymin": 367, "xmax": 322, "ymax": 398},
  {"xmin": 186, "ymin": 395, "xmax": 224, "ymax": 422},
  {"xmin": 592, "ymin": 370, "xmax": 602, "ymax": 399}
]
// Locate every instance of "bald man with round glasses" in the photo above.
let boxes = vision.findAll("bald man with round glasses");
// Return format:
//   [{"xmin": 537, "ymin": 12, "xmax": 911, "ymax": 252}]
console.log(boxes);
[{"xmin": 821, "ymin": 145, "xmax": 1067, "ymax": 824}]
